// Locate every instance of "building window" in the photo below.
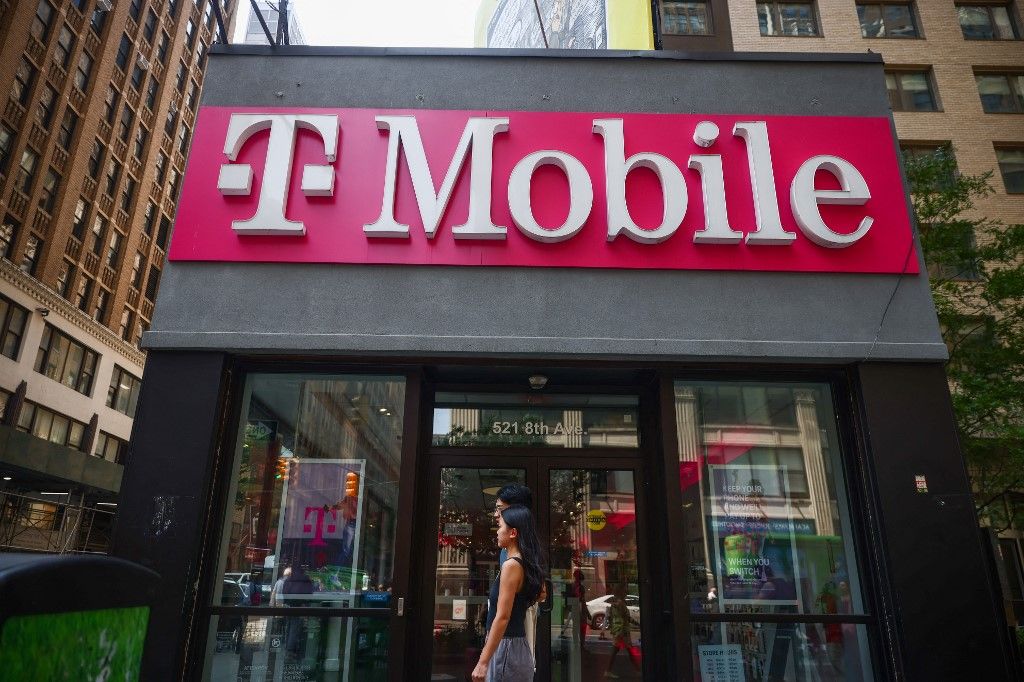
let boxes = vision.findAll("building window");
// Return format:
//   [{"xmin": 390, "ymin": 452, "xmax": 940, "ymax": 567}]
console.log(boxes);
[
  {"xmin": 164, "ymin": 107, "xmax": 178, "ymax": 136},
  {"xmin": 145, "ymin": 78, "xmax": 159, "ymax": 110},
  {"xmin": 57, "ymin": 108, "xmax": 78, "ymax": 150},
  {"xmin": 55, "ymin": 25, "xmax": 75, "ymax": 68},
  {"xmin": 0, "ymin": 294, "xmax": 29, "ymax": 361},
  {"xmin": 90, "ymin": 8, "xmax": 107, "ymax": 35},
  {"xmin": 120, "ymin": 177, "xmax": 137, "ymax": 212},
  {"xmin": 13, "ymin": 59, "xmax": 36, "ymax": 106},
  {"xmin": 130, "ymin": 251, "xmax": 145, "ymax": 288},
  {"xmin": 155, "ymin": 152, "xmax": 167, "ymax": 183},
  {"xmin": 205, "ymin": 0, "xmax": 214, "ymax": 27},
  {"xmin": 900, "ymin": 142, "xmax": 957, "ymax": 186},
  {"xmin": 0, "ymin": 215, "xmax": 18, "ymax": 259},
  {"xmin": 757, "ymin": 1, "xmax": 819, "ymax": 36},
  {"xmin": 38, "ymin": 168, "xmax": 60, "ymax": 214},
  {"xmin": 925, "ymin": 222, "xmax": 981, "ymax": 281},
  {"xmin": 90, "ymin": 214, "xmax": 107, "ymax": 255},
  {"xmin": 134, "ymin": 126, "xmax": 149, "ymax": 160},
  {"xmin": 34, "ymin": 323, "xmax": 99, "ymax": 393},
  {"xmin": 75, "ymin": 51, "xmax": 94, "ymax": 92},
  {"xmin": 31, "ymin": 0, "xmax": 55, "ymax": 42},
  {"xmin": 186, "ymin": 80, "xmax": 199, "ymax": 111},
  {"xmin": 87, "ymin": 139, "xmax": 104, "ymax": 178},
  {"xmin": 103, "ymin": 86, "xmax": 119, "ymax": 124},
  {"xmin": 143, "ymin": 202, "xmax": 157, "ymax": 236},
  {"xmin": 976, "ymin": 72, "xmax": 1024, "ymax": 112},
  {"xmin": 75, "ymin": 275, "xmax": 93, "ymax": 312},
  {"xmin": 185, "ymin": 18, "xmax": 197, "ymax": 48},
  {"xmin": 662, "ymin": 1, "xmax": 713, "ymax": 35},
  {"xmin": 93, "ymin": 288, "xmax": 110, "ymax": 323},
  {"xmin": 143, "ymin": 9, "xmax": 158, "ymax": 42},
  {"xmin": 0, "ymin": 124, "xmax": 14, "ymax": 173},
  {"xmin": 169, "ymin": 0, "xmax": 179, "ymax": 18},
  {"xmin": 167, "ymin": 167, "xmax": 180, "ymax": 198},
  {"xmin": 145, "ymin": 264, "xmax": 161, "ymax": 301},
  {"xmin": 106, "ymin": 365, "xmax": 141, "ymax": 417},
  {"xmin": 118, "ymin": 307, "xmax": 133, "ymax": 340},
  {"xmin": 177, "ymin": 124, "xmax": 190, "ymax": 154},
  {"xmin": 996, "ymin": 147, "xmax": 1024, "ymax": 193},
  {"xmin": 16, "ymin": 148, "xmax": 39, "ymax": 194},
  {"xmin": 95, "ymin": 431, "xmax": 128, "ymax": 463},
  {"xmin": 16, "ymin": 401, "xmax": 87, "ymax": 449},
  {"xmin": 176, "ymin": 61, "xmax": 188, "ymax": 93},
  {"xmin": 130, "ymin": 64, "xmax": 145, "ymax": 92},
  {"xmin": 20, "ymin": 234, "xmax": 42, "ymax": 275},
  {"xmin": 134, "ymin": 319, "xmax": 148, "ymax": 348},
  {"xmin": 155, "ymin": 216, "xmax": 171, "ymax": 251},
  {"xmin": 71, "ymin": 199, "xmax": 89, "ymax": 240},
  {"xmin": 157, "ymin": 31, "xmax": 170, "ymax": 64},
  {"xmin": 118, "ymin": 106, "xmax": 134, "ymax": 142},
  {"xmin": 128, "ymin": 0, "xmax": 142, "ymax": 22},
  {"xmin": 857, "ymin": 2, "xmax": 919, "ymax": 37},
  {"xmin": 56, "ymin": 260, "xmax": 75, "ymax": 299},
  {"xmin": 36, "ymin": 85, "xmax": 58, "ymax": 127},
  {"xmin": 105, "ymin": 230, "xmax": 123, "ymax": 268},
  {"xmin": 115, "ymin": 34, "xmax": 132, "ymax": 71},
  {"xmin": 886, "ymin": 69, "xmax": 938, "ymax": 111},
  {"xmin": 104, "ymin": 159, "xmax": 121, "ymax": 197}
]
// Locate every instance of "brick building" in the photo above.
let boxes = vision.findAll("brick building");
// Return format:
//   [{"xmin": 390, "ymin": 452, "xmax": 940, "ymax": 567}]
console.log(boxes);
[{"xmin": 0, "ymin": 0, "xmax": 235, "ymax": 553}]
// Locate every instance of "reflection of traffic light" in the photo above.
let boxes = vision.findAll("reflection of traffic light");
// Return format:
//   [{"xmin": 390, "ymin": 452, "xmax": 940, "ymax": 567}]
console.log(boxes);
[
  {"xmin": 345, "ymin": 471, "xmax": 359, "ymax": 500},
  {"xmin": 275, "ymin": 457, "xmax": 288, "ymax": 479}
]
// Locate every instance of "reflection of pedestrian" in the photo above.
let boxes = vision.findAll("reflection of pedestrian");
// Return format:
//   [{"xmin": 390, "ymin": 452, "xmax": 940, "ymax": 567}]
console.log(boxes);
[
  {"xmin": 605, "ymin": 583, "xmax": 641, "ymax": 676},
  {"xmin": 283, "ymin": 564, "xmax": 313, "ymax": 657},
  {"xmin": 270, "ymin": 567, "xmax": 292, "ymax": 607}
]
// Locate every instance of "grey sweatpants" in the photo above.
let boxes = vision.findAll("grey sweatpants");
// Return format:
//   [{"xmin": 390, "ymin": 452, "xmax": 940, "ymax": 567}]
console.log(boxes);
[{"xmin": 487, "ymin": 636, "xmax": 535, "ymax": 681}]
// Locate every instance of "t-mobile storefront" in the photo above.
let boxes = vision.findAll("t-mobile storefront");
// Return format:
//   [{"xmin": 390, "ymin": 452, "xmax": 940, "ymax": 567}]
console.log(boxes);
[{"xmin": 113, "ymin": 48, "xmax": 1013, "ymax": 681}]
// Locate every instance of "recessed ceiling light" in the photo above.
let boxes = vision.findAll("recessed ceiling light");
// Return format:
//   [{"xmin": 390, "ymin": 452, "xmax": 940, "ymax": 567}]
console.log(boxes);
[
  {"xmin": 2, "ymin": 476, "xmax": 10, "ymax": 481},
  {"xmin": 378, "ymin": 408, "xmax": 388, "ymax": 413}
]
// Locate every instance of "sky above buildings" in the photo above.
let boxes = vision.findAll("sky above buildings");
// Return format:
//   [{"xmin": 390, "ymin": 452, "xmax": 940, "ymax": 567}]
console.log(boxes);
[{"xmin": 233, "ymin": 0, "xmax": 482, "ymax": 47}]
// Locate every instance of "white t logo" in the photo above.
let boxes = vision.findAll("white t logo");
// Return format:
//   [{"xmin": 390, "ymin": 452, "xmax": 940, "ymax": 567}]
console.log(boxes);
[{"xmin": 217, "ymin": 113, "xmax": 339, "ymax": 235}]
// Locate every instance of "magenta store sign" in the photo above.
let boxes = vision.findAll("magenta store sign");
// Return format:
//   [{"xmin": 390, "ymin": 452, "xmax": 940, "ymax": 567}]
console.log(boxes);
[{"xmin": 168, "ymin": 107, "xmax": 918, "ymax": 274}]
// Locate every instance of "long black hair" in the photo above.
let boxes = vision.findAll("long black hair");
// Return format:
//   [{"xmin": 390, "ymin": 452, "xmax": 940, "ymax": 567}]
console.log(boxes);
[{"xmin": 500, "ymin": 504, "xmax": 546, "ymax": 602}]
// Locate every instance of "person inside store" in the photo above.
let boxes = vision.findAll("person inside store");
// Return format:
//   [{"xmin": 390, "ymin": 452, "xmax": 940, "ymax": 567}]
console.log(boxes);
[{"xmin": 472, "ymin": 504, "xmax": 547, "ymax": 681}]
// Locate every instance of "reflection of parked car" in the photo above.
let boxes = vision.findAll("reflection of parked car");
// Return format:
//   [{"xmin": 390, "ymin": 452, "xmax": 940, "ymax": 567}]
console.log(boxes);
[
  {"xmin": 585, "ymin": 594, "xmax": 640, "ymax": 628},
  {"xmin": 216, "ymin": 579, "xmax": 248, "ymax": 652}
]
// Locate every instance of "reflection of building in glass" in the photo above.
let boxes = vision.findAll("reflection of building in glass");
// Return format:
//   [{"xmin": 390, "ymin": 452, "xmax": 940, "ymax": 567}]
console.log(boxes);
[
  {"xmin": 242, "ymin": 3, "xmax": 306, "ymax": 45},
  {"xmin": 483, "ymin": 0, "xmax": 608, "ymax": 49},
  {"xmin": 675, "ymin": 384, "xmax": 843, "ymax": 607}
]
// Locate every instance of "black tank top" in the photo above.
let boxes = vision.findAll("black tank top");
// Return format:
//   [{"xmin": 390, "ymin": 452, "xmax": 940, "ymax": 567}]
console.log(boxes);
[{"xmin": 485, "ymin": 557, "xmax": 532, "ymax": 638}]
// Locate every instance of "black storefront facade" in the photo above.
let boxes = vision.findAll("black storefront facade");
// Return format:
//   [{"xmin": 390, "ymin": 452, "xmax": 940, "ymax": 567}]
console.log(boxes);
[{"xmin": 112, "ymin": 48, "xmax": 1013, "ymax": 681}]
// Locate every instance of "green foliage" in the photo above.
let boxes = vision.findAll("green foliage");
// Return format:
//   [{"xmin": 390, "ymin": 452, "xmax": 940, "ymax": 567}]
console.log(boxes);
[{"xmin": 904, "ymin": 146, "xmax": 1024, "ymax": 530}]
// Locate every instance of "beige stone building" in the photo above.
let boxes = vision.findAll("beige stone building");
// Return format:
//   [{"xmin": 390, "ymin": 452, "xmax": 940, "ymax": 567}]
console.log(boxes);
[{"xmin": 0, "ymin": 0, "xmax": 235, "ymax": 553}]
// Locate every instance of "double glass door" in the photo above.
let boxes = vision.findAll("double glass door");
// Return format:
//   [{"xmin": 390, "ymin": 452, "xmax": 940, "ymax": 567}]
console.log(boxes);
[{"xmin": 420, "ymin": 458, "xmax": 648, "ymax": 681}]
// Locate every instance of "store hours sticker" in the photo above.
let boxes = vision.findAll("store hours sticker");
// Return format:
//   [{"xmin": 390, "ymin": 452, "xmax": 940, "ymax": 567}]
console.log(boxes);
[{"xmin": 698, "ymin": 644, "xmax": 745, "ymax": 682}]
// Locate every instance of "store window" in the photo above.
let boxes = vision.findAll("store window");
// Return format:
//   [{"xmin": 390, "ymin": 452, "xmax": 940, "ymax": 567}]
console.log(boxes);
[
  {"xmin": 885, "ymin": 69, "xmax": 938, "ymax": 111},
  {"xmin": 976, "ymin": 72, "xmax": 1024, "ymax": 112},
  {"xmin": 757, "ymin": 1, "xmax": 819, "ymax": 36},
  {"xmin": 34, "ymin": 323, "xmax": 99, "ymax": 396},
  {"xmin": 857, "ymin": 2, "xmax": 919, "ymax": 37},
  {"xmin": 205, "ymin": 374, "xmax": 406, "ymax": 679},
  {"xmin": 662, "ymin": 1, "xmax": 713, "ymax": 35},
  {"xmin": 958, "ymin": 3, "xmax": 1020, "ymax": 39},
  {"xmin": 995, "ymin": 146, "xmax": 1024, "ymax": 193},
  {"xmin": 673, "ymin": 381, "xmax": 874, "ymax": 680}
]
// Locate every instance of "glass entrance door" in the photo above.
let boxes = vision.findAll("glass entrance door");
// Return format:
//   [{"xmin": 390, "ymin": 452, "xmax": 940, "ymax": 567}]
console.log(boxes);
[
  {"xmin": 547, "ymin": 467, "xmax": 644, "ymax": 681},
  {"xmin": 420, "ymin": 459, "xmax": 648, "ymax": 681}
]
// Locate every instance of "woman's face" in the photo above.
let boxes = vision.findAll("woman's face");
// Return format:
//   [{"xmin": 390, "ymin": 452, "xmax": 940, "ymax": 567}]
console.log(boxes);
[{"xmin": 496, "ymin": 512, "xmax": 517, "ymax": 549}]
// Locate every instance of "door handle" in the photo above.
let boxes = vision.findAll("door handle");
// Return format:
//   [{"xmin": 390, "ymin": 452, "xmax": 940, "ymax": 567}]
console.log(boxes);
[{"xmin": 396, "ymin": 597, "xmax": 405, "ymax": 617}]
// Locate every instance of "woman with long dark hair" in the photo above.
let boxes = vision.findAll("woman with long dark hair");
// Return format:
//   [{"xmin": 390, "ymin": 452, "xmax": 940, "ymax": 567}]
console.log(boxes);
[{"xmin": 472, "ymin": 504, "xmax": 546, "ymax": 682}]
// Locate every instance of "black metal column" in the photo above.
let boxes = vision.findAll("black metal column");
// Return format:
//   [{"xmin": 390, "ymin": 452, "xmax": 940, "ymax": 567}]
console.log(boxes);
[{"xmin": 111, "ymin": 351, "xmax": 230, "ymax": 680}]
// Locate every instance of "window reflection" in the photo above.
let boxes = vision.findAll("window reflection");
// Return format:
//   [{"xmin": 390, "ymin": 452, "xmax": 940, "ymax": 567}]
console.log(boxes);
[
  {"xmin": 213, "ymin": 375, "xmax": 405, "ymax": 609},
  {"xmin": 674, "ymin": 382, "xmax": 865, "ymax": 617}
]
